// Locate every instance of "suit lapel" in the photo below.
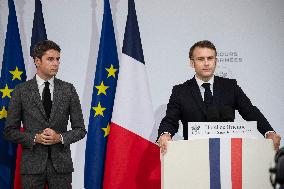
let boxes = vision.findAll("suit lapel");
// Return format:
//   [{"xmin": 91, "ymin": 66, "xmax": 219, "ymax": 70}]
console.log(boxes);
[
  {"xmin": 212, "ymin": 76, "xmax": 222, "ymax": 107},
  {"xmin": 49, "ymin": 78, "xmax": 61, "ymax": 123},
  {"xmin": 30, "ymin": 77, "xmax": 48, "ymax": 120},
  {"xmin": 188, "ymin": 77, "xmax": 207, "ymax": 115}
]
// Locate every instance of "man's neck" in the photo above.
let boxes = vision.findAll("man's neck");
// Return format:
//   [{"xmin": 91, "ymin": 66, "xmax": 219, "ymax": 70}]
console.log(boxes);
[
  {"xmin": 195, "ymin": 75, "xmax": 214, "ymax": 82},
  {"xmin": 36, "ymin": 73, "xmax": 52, "ymax": 81}
]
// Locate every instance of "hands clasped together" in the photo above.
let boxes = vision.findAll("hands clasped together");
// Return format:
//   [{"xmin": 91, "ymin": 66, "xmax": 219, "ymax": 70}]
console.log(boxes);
[{"xmin": 35, "ymin": 128, "xmax": 61, "ymax": 145}]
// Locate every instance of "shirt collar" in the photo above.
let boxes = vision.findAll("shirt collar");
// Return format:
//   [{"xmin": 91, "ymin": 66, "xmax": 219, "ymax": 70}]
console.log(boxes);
[
  {"xmin": 36, "ymin": 74, "xmax": 54, "ymax": 87},
  {"xmin": 195, "ymin": 75, "xmax": 214, "ymax": 88}
]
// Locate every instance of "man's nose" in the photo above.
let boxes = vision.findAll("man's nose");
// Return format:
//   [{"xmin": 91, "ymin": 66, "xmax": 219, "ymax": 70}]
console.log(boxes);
[
  {"xmin": 204, "ymin": 59, "xmax": 210, "ymax": 65},
  {"xmin": 53, "ymin": 60, "xmax": 60, "ymax": 65}
]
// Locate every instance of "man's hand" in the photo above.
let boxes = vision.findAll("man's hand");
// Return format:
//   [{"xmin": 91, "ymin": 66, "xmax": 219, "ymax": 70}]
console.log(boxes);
[
  {"xmin": 35, "ymin": 128, "xmax": 61, "ymax": 145},
  {"xmin": 158, "ymin": 133, "xmax": 172, "ymax": 155},
  {"xmin": 266, "ymin": 132, "xmax": 281, "ymax": 150}
]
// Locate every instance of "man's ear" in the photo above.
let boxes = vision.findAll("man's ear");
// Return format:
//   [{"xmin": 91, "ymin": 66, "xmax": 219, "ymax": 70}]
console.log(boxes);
[
  {"xmin": 190, "ymin": 59, "xmax": 194, "ymax": 68},
  {"xmin": 35, "ymin": 57, "xmax": 40, "ymax": 67}
]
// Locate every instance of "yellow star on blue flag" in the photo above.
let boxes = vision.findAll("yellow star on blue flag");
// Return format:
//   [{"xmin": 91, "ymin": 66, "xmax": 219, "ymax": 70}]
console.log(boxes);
[
  {"xmin": 0, "ymin": 84, "xmax": 13, "ymax": 98},
  {"xmin": 101, "ymin": 123, "xmax": 110, "ymax": 137},
  {"xmin": 92, "ymin": 102, "xmax": 106, "ymax": 117},
  {"xmin": 0, "ymin": 106, "xmax": 8, "ymax": 119},
  {"xmin": 9, "ymin": 66, "xmax": 23, "ymax": 81},
  {"xmin": 106, "ymin": 64, "xmax": 118, "ymax": 78},
  {"xmin": 95, "ymin": 81, "xmax": 109, "ymax": 95}
]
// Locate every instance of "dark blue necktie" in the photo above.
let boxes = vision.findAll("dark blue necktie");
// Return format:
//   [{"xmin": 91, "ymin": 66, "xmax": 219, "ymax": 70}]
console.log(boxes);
[
  {"xmin": 202, "ymin": 83, "xmax": 213, "ymax": 108},
  {"xmin": 43, "ymin": 81, "xmax": 52, "ymax": 119},
  {"xmin": 42, "ymin": 81, "xmax": 52, "ymax": 158}
]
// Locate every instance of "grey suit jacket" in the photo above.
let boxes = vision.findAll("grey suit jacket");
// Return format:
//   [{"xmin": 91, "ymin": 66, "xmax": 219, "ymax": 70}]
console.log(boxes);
[{"xmin": 4, "ymin": 77, "xmax": 86, "ymax": 174}]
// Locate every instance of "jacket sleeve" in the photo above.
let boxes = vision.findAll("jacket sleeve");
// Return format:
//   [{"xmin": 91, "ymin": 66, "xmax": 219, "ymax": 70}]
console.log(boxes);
[
  {"xmin": 233, "ymin": 80, "xmax": 274, "ymax": 136},
  {"xmin": 61, "ymin": 84, "xmax": 86, "ymax": 146},
  {"xmin": 158, "ymin": 86, "xmax": 182, "ymax": 138},
  {"xmin": 4, "ymin": 85, "xmax": 35, "ymax": 149}
]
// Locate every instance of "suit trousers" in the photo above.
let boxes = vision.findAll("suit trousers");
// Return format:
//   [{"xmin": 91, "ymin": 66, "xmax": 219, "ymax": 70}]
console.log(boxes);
[{"xmin": 21, "ymin": 159, "xmax": 72, "ymax": 189}]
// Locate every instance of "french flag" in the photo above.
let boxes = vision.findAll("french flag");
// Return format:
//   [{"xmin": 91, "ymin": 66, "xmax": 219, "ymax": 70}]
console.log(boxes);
[{"xmin": 103, "ymin": 0, "xmax": 161, "ymax": 188}]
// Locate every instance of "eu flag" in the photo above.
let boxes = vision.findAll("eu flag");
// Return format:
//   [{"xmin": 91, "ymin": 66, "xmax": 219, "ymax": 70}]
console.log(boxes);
[
  {"xmin": 84, "ymin": 0, "xmax": 119, "ymax": 188},
  {"xmin": 0, "ymin": 0, "xmax": 27, "ymax": 188}
]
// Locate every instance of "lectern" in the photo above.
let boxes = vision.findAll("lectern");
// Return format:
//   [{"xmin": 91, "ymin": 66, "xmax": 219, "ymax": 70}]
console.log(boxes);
[{"xmin": 161, "ymin": 122, "xmax": 275, "ymax": 189}]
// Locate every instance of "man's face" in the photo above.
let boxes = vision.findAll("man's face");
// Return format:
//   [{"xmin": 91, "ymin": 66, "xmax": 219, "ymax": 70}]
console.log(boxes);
[
  {"xmin": 36, "ymin": 49, "xmax": 60, "ymax": 80},
  {"xmin": 190, "ymin": 47, "xmax": 216, "ymax": 82}
]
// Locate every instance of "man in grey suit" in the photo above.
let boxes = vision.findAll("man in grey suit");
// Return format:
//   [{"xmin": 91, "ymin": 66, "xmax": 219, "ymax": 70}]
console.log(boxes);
[{"xmin": 4, "ymin": 40, "xmax": 86, "ymax": 189}]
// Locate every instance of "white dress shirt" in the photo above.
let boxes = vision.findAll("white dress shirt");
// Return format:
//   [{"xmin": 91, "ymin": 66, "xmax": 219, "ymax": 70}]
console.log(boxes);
[
  {"xmin": 36, "ymin": 74, "xmax": 54, "ymax": 101},
  {"xmin": 195, "ymin": 75, "xmax": 214, "ymax": 101}
]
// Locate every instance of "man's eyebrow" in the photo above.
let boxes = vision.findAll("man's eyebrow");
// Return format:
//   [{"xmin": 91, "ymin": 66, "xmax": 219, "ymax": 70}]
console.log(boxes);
[{"xmin": 47, "ymin": 56, "xmax": 60, "ymax": 59}]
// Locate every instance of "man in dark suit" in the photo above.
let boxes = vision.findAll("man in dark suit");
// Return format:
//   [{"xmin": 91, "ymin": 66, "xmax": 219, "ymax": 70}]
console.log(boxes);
[
  {"xmin": 158, "ymin": 40, "xmax": 281, "ymax": 154},
  {"xmin": 4, "ymin": 40, "xmax": 86, "ymax": 188}
]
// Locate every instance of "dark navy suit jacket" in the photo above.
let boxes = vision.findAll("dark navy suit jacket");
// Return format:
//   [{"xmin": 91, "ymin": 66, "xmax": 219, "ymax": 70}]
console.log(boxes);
[{"xmin": 158, "ymin": 76, "xmax": 274, "ymax": 139}]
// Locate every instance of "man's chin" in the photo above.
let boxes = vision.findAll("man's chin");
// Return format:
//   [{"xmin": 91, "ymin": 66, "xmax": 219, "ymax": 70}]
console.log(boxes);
[
  {"xmin": 196, "ymin": 74, "xmax": 214, "ymax": 82},
  {"xmin": 50, "ymin": 72, "xmax": 58, "ymax": 76},
  {"xmin": 201, "ymin": 73, "xmax": 213, "ymax": 79}
]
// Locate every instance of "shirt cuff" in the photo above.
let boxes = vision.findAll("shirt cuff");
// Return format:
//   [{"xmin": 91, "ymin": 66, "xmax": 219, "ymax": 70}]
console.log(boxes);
[
  {"xmin": 265, "ymin": 131, "xmax": 275, "ymax": 138},
  {"xmin": 33, "ymin": 134, "xmax": 37, "ymax": 144},
  {"xmin": 159, "ymin": 132, "xmax": 171, "ymax": 139},
  {"xmin": 59, "ymin": 134, "xmax": 64, "ymax": 144}
]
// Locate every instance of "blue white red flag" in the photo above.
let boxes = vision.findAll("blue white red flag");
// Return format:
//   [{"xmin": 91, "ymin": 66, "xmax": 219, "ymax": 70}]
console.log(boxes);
[{"xmin": 103, "ymin": 0, "xmax": 161, "ymax": 188}]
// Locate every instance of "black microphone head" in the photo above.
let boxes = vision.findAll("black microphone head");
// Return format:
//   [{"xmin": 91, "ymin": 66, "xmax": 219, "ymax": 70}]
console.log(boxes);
[
  {"xmin": 275, "ymin": 147, "xmax": 284, "ymax": 185},
  {"xmin": 270, "ymin": 147, "xmax": 284, "ymax": 187},
  {"xmin": 206, "ymin": 106, "xmax": 220, "ymax": 121},
  {"xmin": 220, "ymin": 106, "xmax": 235, "ymax": 122}
]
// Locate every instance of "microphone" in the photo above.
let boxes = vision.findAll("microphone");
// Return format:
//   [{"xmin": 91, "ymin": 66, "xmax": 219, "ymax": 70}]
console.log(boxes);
[
  {"xmin": 270, "ymin": 146, "xmax": 284, "ymax": 188},
  {"xmin": 220, "ymin": 106, "xmax": 235, "ymax": 122},
  {"xmin": 206, "ymin": 106, "xmax": 220, "ymax": 121}
]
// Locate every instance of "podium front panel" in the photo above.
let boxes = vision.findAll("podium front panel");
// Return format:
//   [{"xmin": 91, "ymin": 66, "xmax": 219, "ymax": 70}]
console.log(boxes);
[{"xmin": 162, "ymin": 139, "xmax": 275, "ymax": 189}]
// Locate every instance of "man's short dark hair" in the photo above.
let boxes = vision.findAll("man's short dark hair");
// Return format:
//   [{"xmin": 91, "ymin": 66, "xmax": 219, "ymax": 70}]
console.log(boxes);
[
  {"xmin": 32, "ymin": 40, "xmax": 61, "ymax": 60},
  {"xmin": 189, "ymin": 40, "xmax": 217, "ymax": 60}
]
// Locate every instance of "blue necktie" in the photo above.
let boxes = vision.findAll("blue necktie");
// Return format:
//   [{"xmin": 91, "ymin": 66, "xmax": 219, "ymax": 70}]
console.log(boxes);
[
  {"xmin": 43, "ymin": 81, "xmax": 52, "ymax": 119},
  {"xmin": 202, "ymin": 83, "xmax": 213, "ymax": 108}
]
